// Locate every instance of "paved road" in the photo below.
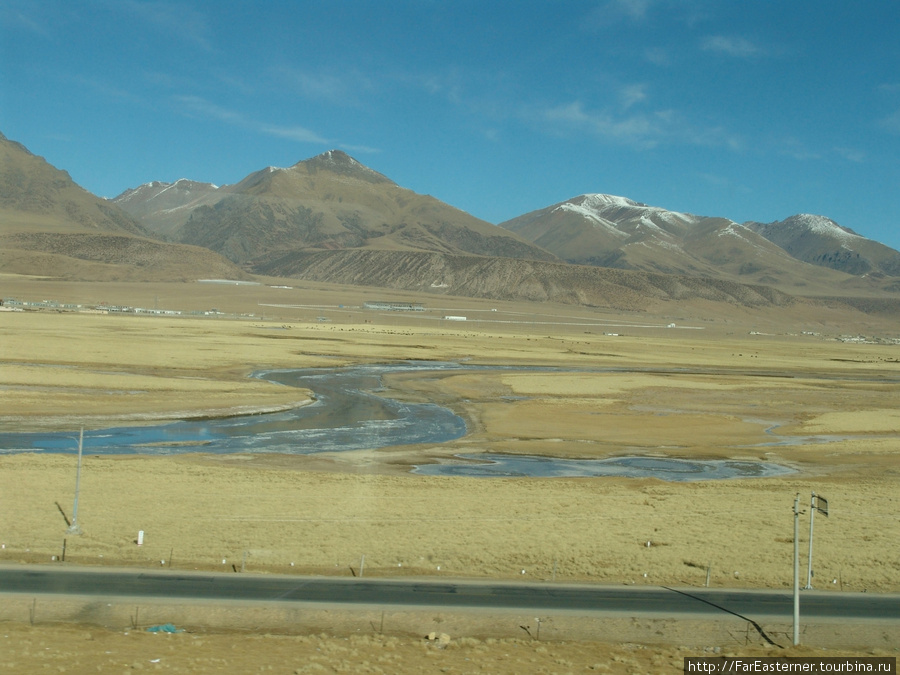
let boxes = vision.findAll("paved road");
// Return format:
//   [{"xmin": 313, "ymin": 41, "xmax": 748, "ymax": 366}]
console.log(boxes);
[{"xmin": 2, "ymin": 566, "xmax": 898, "ymax": 622}]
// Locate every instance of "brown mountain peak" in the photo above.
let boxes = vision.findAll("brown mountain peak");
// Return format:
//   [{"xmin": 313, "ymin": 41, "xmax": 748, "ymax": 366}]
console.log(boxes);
[{"xmin": 295, "ymin": 149, "xmax": 394, "ymax": 185}]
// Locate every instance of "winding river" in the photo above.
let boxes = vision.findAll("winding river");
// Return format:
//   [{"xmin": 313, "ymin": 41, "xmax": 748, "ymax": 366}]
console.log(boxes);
[
  {"xmin": 0, "ymin": 363, "xmax": 468, "ymax": 456},
  {"xmin": 0, "ymin": 361, "xmax": 795, "ymax": 480}
]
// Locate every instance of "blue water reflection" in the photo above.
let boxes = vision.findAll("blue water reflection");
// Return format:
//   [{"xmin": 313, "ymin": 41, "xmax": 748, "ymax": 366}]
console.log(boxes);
[
  {"xmin": 0, "ymin": 363, "xmax": 468, "ymax": 455},
  {"xmin": 413, "ymin": 454, "xmax": 794, "ymax": 481},
  {"xmin": 0, "ymin": 361, "xmax": 796, "ymax": 481}
]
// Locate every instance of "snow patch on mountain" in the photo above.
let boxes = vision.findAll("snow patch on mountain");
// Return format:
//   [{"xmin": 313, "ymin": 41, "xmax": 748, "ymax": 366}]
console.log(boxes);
[
  {"xmin": 576, "ymin": 194, "xmax": 694, "ymax": 225},
  {"xmin": 553, "ymin": 202, "xmax": 629, "ymax": 237},
  {"xmin": 580, "ymin": 193, "xmax": 642, "ymax": 209},
  {"xmin": 114, "ymin": 178, "xmax": 219, "ymax": 205},
  {"xmin": 638, "ymin": 215, "xmax": 671, "ymax": 235},
  {"xmin": 303, "ymin": 149, "xmax": 389, "ymax": 182},
  {"xmin": 657, "ymin": 210, "xmax": 694, "ymax": 226},
  {"xmin": 792, "ymin": 214, "xmax": 861, "ymax": 242},
  {"xmin": 717, "ymin": 222, "xmax": 760, "ymax": 246},
  {"xmin": 649, "ymin": 237, "xmax": 682, "ymax": 251}
]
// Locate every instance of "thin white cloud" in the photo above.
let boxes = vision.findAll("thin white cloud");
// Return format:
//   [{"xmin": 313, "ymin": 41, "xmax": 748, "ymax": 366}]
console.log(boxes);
[
  {"xmin": 540, "ymin": 100, "xmax": 741, "ymax": 151},
  {"xmin": 697, "ymin": 172, "xmax": 730, "ymax": 188},
  {"xmin": 177, "ymin": 95, "xmax": 243, "ymax": 124},
  {"xmin": 644, "ymin": 47, "xmax": 671, "ymax": 66},
  {"xmin": 542, "ymin": 100, "xmax": 673, "ymax": 148},
  {"xmin": 619, "ymin": 84, "xmax": 648, "ymax": 110},
  {"xmin": 339, "ymin": 144, "xmax": 381, "ymax": 155},
  {"xmin": 114, "ymin": 0, "xmax": 214, "ymax": 52},
  {"xmin": 586, "ymin": 0, "xmax": 653, "ymax": 27},
  {"xmin": 696, "ymin": 172, "xmax": 752, "ymax": 194},
  {"xmin": 879, "ymin": 109, "xmax": 900, "ymax": 135},
  {"xmin": 701, "ymin": 35, "xmax": 762, "ymax": 58},
  {"xmin": 71, "ymin": 74, "xmax": 142, "ymax": 104},
  {"xmin": 0, "ymin": 4, "xmax": 51, "ymax": 37},
  {"xmin": 412, "ymin": 69, "xmax": 466, "ymax": 106},
  {"xmin": 776, "ymin": 137, "xmax": 821, "ymax": 161},
  {"xmin": 834, "ymin": 147, "xmax": 865, "ymax": 163},
  {"xmin": 260, "ymin": 124, "xmax": 330, "ymax": 144},
  {"xmin": 610, "ymin": 0, "xmax": 652, "ymax": 20},
  {"xmin": 272, "ymin": 65, "xmax": 376, "ymax": 105},
  {"xmin": 176, "ymin": 95, "xmax": 328, "ymax": 144}
]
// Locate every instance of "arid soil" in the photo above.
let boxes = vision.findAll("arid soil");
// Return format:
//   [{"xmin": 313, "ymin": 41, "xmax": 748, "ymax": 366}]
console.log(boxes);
[
  {"xmin": 1, "ymin": 278, "xmax": 898, "ymax": 670},
  {"xmin": 4, "ymin": 620, "xmax": 894, "ymax": 675}
]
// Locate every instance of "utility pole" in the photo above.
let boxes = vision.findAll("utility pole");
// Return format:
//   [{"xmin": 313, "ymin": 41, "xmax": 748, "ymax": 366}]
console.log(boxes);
[
  {"xmin": 66, "ymin": 428, "xmax": 84, "ymax": 536},
  {"xmin": 804, "ymin": 492, "xmax": 829, "ymax": 590},
  {"xmin": 793, "ymin": 493, "xmax": 801, "ymax": 646}
]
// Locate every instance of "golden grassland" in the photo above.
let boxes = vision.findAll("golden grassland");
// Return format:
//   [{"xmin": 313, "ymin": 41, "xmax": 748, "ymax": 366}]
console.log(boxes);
[
  {"xmin": 1, "ymin": 292, "xmax": 898, "ymax": 589},
  {"xmin": 1, "ymin": 278, "xmax": 898, "ymax": 665}
]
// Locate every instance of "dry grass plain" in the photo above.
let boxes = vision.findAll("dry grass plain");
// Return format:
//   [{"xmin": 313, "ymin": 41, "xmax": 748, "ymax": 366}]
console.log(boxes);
[{"xmin": 1, "ymin": 277, "xmax": 899, "ymax": 669}]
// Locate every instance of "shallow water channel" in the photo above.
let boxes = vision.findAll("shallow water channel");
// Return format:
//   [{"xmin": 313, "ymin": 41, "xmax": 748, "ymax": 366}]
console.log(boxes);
[
  {"xmin": 0, "ymin": 362, "xmax": 793, "ymax": 480},
  {"xmin": 0, "ymin": 362, "xmax": 468, "ymax": 456},
  {"xmin": 413, "ymin": 454, "xmax": 794, "ymax": 481}
]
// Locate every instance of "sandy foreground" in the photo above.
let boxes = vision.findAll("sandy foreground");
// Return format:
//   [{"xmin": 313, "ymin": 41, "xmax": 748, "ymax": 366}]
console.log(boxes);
[
  {"xmin": 1, "ymin": 282, "xmax": 899, "ymax": 669},
  {"xmin": 3, "ymin": 621, "xmax": 893, "ymax": 675}
]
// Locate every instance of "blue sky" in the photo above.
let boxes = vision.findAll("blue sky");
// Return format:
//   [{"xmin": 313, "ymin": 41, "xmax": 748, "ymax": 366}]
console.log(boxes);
[{"xmin": 2, "ymin": 1, "xmax": 899, "ymax": 250}]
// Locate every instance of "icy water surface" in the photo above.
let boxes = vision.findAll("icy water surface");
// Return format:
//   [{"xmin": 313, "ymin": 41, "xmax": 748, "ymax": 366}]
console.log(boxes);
[
  {"xmin": 0, "ymin": 363, "xmax": 468, "ymax": 455},
  {"xmin": 413, "ymin": 454, "xmax": 795, "ymax": 481},
  {"xmin": 0, "ymin": 361, "xmax": 795, "ymax": 480}
]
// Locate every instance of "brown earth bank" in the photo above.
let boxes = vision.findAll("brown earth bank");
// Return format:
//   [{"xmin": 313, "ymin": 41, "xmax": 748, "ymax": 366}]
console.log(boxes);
[
  {"xmin": 3, "ymin": 618, "xmax": 894, "ymax": 674},
  {"xmin": 1, "ymin": 277, "xmax": 898, "ymax": 667}
]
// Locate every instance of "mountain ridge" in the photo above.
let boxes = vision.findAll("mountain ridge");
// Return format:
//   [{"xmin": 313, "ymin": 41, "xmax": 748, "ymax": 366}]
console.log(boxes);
[
  {"xmin": 0, "ymin": 132, "xmax": 249, "ymax": 281},
  {"xmin": 744, "ymin": 214, "xmax": 900, "ymax": 278},
  {"xmin": 116, "ymin": 149, "xmax": 557, "ymax": 265},
  {"xmin": 4, "ymin": 130, "xmax": 898, "ymax": 315},
  {"xmin": 500, "ymin": 193, "xmax": 900, "ymax": 294}
]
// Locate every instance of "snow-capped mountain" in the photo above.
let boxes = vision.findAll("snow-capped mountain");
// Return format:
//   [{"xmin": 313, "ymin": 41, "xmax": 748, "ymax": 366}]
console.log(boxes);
[
  {"xmin": 745, "ymin": 214, "xmax": 900, "ymax": 277},
  {"xmin": 498, "ymin": 193, "xmax": 900, "ymax": 292},
  {"xmin": 501, "ymin": 193, "xmax": 805, "ymax": 279},
  {"xmin": 113, "ymin": 178, "xmax": 222, "ymax": 238}
]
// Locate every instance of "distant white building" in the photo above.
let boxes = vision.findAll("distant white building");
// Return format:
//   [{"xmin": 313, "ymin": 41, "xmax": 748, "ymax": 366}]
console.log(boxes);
[{"xmin": 364, "ymin": 301, "xmax": 424, "ymax": 311}]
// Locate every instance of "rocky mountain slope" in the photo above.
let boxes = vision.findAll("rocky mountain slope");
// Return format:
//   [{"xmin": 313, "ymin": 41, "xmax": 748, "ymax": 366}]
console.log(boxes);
[
  {"xmin": 254, "ymin": 248, "xmax": 797, "ymax": 311},
  {"xmin": 115, "ymin": 150, "xmax": 556, "ymax": 265},
  {"xmin": 745, "ymin": 214, "xmax": 900, "ymax": 278},
  {"xmin": 0, "ymin": 132, "xmax": 247, "ymax": 281},
  {"xmin": 0, "ymin": 131, "xmax": 146, "ymax": 237},
  {"xmin": 499, "ymin": 194, "xmax": 897, "ymax": 294},
  {"xmin": 112, "ymin": 178, "xmax": 221, "ymax": 238}
]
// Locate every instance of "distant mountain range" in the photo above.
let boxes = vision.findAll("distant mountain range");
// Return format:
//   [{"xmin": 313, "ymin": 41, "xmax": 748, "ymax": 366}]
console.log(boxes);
[
  {"xmin": 0, "ymin": 132, "xmax": 245, "ymax": 282},
  {"xmin": 114, "ymin": 150, "xmax": 554, "ymax": 265},
  {"xmin": 500, "ymin": 194, "xmax": 900, "ymax": 293},
  {"xmin": 2, "ymin": 130, "xmax": 899, "ymax": 312},
  {"xmin": 744, "ymin": 214, "xmax": 900, "ymax": 277}
]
